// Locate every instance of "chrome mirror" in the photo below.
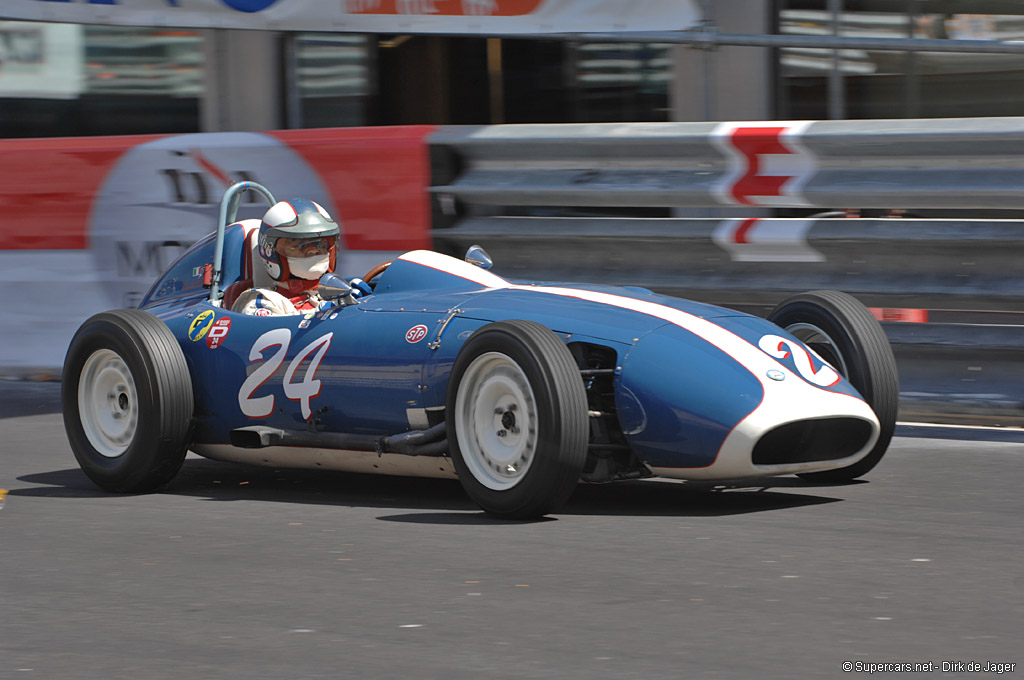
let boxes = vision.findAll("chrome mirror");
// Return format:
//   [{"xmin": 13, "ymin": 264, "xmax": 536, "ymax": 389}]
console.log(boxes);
[
  {"xmin": 465, "ymin": 245, "xmax": 493, "ymax": 270},
  {"xmin": 318, "ymin": 272, "xmax": 354, "ymax": 301}
]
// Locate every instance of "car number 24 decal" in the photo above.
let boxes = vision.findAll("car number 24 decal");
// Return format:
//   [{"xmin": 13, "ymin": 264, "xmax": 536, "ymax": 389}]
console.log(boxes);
[{"xmin": 238, "ymin": 328, "xmax": 333, "ymax": 421}]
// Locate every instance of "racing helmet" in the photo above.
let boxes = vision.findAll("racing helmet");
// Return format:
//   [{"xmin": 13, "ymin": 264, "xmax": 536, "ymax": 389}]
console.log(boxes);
[{"xmin": 257, "ymin": 198, "xmax": 340, "ymax": 283}]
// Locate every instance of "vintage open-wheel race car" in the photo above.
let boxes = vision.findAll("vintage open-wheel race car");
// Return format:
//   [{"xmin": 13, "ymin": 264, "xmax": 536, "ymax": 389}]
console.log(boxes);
[{"xmin": 62, "ymin": 182, "xmax": 898, "ymax": 519}]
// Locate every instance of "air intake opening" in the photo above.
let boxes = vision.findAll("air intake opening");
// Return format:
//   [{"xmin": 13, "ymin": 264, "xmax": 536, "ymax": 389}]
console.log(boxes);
[{"xmin": 752, "ymin": 418, "xmax": 874, "ymax": 466}]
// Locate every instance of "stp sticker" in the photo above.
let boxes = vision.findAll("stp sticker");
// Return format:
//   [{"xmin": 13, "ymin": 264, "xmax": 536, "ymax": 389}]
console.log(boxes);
[
  {"xmin": 188, "ymin": 310, "xmax": 215, "ymax": 341},
  {"xmin": 207, "ymin": 317, "xmax": 232, "ymax": 349},
  {"xmin": 405, "ymin": 324, "xmax": 429, "ymax": 343}
]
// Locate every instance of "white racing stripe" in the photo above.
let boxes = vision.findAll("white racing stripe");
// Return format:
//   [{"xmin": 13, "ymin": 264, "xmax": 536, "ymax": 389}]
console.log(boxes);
[{"xmin": 401, "ymin": 250, "xmax": 856, "ymax": 398}]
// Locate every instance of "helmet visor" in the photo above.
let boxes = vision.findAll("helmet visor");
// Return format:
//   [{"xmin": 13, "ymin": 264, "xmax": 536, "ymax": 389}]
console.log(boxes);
[{"xmin": 277, "ymin": 236, "xmax": 334, "ymax": 258}]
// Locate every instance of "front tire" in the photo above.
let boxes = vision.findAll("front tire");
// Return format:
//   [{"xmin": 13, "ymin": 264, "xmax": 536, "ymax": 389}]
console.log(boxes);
[
  {"xmin": 446, "ymin": 320, "xmax": 588, "ymax": 519},
  {"xmin": 768, "ymin": 291, "xmax": 899, "ymax": 482},
  {"xmin": 62, "ymin": 309, "xmax": 194, "ymax": 493}
]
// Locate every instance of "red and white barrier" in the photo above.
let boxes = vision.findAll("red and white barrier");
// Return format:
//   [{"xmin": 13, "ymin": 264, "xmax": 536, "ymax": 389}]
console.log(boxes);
[{"xmin": 0, "ymin": 126, "xmax": 435, "ymax": 374}]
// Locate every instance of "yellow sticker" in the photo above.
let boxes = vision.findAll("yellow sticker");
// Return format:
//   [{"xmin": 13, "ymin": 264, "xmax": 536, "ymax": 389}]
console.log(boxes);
[{"xmin": 188, "ymin": 310, "xmax": 215, "ymax": 341}]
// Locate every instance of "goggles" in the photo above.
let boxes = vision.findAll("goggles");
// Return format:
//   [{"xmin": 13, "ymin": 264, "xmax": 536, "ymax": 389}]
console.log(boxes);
[{"xmin": 277, "ymin": 236, "xmax": 333, "ymax": 258}]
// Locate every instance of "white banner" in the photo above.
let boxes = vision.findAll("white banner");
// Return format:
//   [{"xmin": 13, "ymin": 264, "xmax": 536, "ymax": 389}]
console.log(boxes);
[
  {"xmin": 0, "ymin": 0, "xmax": 700, "ymax": 35},
  {"xmin": 0, "ymin": 21, "xmax": 83, "ymax": 98}
]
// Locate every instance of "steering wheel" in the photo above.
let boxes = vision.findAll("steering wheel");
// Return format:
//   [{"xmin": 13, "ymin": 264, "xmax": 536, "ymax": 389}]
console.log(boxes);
[{"xmin": 363, "ymin": 261, "xmax": 392, "ymax": 284}]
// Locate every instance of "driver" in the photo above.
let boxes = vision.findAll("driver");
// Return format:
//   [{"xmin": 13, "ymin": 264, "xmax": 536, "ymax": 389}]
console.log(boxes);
[{"xmin": 233, "ymin": 198, "xmax": 364, "ymax": 316}]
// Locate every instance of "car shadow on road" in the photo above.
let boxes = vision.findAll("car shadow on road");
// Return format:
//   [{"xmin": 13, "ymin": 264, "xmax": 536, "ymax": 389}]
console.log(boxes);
[
  {"xmin": 9, "ymin": 466, "xmax": 109, "ymax": 498},
  {"xmin": 563, "ymin": 477, "xmax": 848, "ymax": 518},
  {"xmin": 14, "ymin": 457, "xmax": 848, "ymax": 524}
]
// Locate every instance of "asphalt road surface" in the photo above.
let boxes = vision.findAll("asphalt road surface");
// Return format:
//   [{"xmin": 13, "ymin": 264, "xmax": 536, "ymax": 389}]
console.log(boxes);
[{"xmin": 2, "ymin": 383, "xmax": 1021, "ymax": 679}]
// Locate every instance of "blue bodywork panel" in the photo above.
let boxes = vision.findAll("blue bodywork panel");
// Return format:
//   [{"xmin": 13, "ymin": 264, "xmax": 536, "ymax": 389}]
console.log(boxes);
[{"xmin": 616, "ymin": 323, "xmax": 764, "ymax": 469}]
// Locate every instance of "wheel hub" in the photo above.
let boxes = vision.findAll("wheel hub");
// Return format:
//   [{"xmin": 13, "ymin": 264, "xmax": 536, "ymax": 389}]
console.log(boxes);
[
  {"xmin": 494, "ymin": 404, "xmax": 521, "ymax": 439},
  {"xmin": 500, "ymin": 409, "xmax": 515, "ymax": 430},
  {"xmin": 456, "ymin": 352, "xmax": 538, "ymax": 490},
  {"xmin": 79, "ymin": 349, "xmax": 139, "ymax": 458}
]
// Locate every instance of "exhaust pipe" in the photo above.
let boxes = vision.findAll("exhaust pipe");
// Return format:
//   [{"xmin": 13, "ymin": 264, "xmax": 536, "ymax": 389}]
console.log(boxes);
[{"xmin": 230, "ymin": 422, "xmax": 447, "ymax": 457}]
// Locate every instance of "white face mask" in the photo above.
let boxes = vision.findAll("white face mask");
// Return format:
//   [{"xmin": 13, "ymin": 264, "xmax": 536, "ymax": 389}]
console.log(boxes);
[{"xmin": 289, "ymin": 254, "xmax": 331, "ymax": 280}]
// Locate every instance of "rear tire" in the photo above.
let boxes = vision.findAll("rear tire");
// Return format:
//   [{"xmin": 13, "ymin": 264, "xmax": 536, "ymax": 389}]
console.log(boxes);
[
  {"xmin": 62, "ymin": 309, "xmax": 194, "ymax": 493},
  {"xmin": 767, "ymin": 291, "xmax": 898, "ymax": 482},
  {"xmin": 446, "ymin": 320, "xmax": 588, "ymax": 519}
]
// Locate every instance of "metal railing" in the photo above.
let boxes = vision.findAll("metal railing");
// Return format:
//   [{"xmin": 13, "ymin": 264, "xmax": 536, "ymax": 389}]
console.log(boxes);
[
  {"xmin": 429, "ymin": 118, "xmax": 1024, "ymax": 211},
  {"xmin": 428, "ymin": 119, "xmax": 1024, "ymax": 425},
  {"xmin": 432, "ymin": 216, "xmax": 1024, "ymax": 312}
]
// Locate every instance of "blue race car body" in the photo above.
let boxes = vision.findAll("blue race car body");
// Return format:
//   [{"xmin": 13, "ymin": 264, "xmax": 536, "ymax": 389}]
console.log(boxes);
[
  {"xmin": 141, "ymin": 220, "xmax": 879, "ymax": 482},
  {"xmin": 63, "ymin": 182, "xmax": 895, "ymax": 518}
]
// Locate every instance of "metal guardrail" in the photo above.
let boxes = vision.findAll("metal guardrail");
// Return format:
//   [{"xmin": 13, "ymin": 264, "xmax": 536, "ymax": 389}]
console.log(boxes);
[
  {"xmin": 429, "ymin": 118, "xmax": 1024, "ymax": 211},
  {"xmin": 432, "ymin": 216, "xmax": 1024, "ymax": 312},
  {"xmin": 428, "ymin": 119, "xmax": 1024, "ymax": 426},
  {"xmin": 887, "ymin": 323, "xmax": 1024, "ymax": 426},
  {"xmin": 550, "ymin": 31, "xmax": 1024, "ymax": 55}
]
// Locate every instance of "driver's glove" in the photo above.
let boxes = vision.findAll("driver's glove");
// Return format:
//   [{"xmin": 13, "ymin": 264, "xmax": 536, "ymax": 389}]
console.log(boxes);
[{"xmin": 348, "ymin": 277, "xmax": 372, "ymax": 298}]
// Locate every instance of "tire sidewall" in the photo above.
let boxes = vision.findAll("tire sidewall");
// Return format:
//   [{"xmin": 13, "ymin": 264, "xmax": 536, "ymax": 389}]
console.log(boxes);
[
  {"xmin": 769, "ymin": 299, "xmax": 875, "ymax": 399},
  {"xmin": 62, "ymin": 315, "xmax": 169, "ymax": 490},
  {"xmin": 446, "ymin": 322, "xmax": 582, "ymax": 516},
  {"xmin": 768, "ymin": 291, "xmax": 899, "ymax": 480}
]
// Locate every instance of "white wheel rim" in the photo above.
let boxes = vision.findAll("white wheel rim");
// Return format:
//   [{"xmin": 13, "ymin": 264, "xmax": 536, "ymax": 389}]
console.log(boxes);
[
  {"xmin": 78, "ymin": 349, "xmax": 139, "ymax": 458},
  {"xmin": 455, "ymin": 352, "xmax": 538, "ymax": 491},
  {"xmin": 785, "ymin": 322, "xmax": 848, "ymax": 376}
]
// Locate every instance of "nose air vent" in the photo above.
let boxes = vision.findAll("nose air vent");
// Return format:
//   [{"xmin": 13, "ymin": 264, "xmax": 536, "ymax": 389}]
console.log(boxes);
[{"xmin": 752, "ymin": 418, "xmax": 874, "ymax": 466}]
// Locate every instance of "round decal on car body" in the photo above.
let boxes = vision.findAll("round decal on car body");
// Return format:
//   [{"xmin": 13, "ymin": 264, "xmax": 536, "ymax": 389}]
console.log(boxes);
[
  {"xmin": 189, "ymin": 310, "xmax": 215, "ymax": 341},
  {"xmin": 406, "ymin": 324, "xmax": 429, "ymax": 343}
]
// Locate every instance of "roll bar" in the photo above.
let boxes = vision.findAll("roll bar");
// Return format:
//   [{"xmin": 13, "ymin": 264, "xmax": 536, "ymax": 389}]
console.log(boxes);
[{"xmin": 208, "ymin": 181, "xmax": 276, "ymax": 305}]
